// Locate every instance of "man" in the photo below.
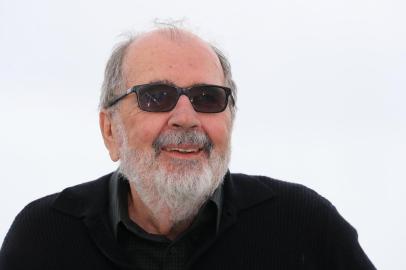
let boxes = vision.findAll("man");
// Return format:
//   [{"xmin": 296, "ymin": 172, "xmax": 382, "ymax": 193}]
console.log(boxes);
[{"xmin": 0, "ymin": 26, "xmax": 376, "ymax": 269}]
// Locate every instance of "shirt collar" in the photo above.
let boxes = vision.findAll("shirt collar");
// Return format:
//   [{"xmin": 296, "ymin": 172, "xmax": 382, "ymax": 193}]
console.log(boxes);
[{"xmin": 108, "ymin": 170, "xmax": 224, "ymax": 239}]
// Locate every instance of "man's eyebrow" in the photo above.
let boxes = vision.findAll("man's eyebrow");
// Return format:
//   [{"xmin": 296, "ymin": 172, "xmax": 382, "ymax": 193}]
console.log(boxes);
[
  {"xmin": 146, "ymin": 80, "xmax": 210, "ymax": 88},
  {"xmin": 147, "ymin": 79, "xmax": 176, "ymax": 86}
]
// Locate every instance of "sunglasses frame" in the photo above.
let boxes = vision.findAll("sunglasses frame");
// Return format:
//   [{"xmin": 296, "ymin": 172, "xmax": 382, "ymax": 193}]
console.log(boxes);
[{"xmin": 107, "ymin": 83, "xmax": 234, "ymax": 113}]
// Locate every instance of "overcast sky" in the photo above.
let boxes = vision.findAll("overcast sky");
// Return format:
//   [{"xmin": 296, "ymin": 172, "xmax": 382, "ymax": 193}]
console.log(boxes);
[{"xmin": 1, "ymin": 0, "xmax": 405, "ymax": 269}]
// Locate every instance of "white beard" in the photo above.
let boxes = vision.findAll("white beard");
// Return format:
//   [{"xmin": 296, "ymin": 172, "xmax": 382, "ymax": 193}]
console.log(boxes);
[{"xmin": 115, "ymin": 118, "xmax": 231, "ymax": 224}]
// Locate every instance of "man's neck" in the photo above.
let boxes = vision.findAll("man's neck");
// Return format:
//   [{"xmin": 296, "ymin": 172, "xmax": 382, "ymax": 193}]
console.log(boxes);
[{"xmin": 127, "ymin": 184, "xmax": 192, "ymax": 240}]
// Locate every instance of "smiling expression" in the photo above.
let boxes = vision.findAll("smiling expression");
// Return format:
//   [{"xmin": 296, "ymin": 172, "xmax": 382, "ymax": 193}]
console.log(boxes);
[{"xmin": 107, "ymin": 30, "xmax": 233, "ymax": 170}]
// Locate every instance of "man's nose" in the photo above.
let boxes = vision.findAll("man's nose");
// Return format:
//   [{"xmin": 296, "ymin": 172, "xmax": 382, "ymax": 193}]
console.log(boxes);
[{"xmin": 168, "ymin": 95, "xmax": 201, "ymax": 129}]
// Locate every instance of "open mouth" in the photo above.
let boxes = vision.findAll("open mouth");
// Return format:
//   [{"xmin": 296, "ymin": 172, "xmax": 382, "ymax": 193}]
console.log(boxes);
[{"xmin": 162, "ymin": 145, "xmax": 203, "ymax": 158}]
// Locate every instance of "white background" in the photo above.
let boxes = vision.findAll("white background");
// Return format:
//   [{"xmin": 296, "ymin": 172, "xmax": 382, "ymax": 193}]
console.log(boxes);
[{"xmin": 1, "ymin": 0, "xmax": 405, "ymax": 269}]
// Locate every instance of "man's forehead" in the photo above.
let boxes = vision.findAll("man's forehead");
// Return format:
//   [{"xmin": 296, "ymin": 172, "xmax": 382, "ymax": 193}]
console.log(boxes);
[
  {"xmin": 127, "ymin": 28, "xmax": 213, "ymax": 54},
  {"xmin": 121, "ymin": 29, "xmax": 224, "ymax": 86}
]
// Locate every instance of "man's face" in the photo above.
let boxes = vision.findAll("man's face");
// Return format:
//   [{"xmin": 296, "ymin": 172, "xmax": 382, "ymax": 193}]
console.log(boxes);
[
  {"xmin": 117, "ymin": 33, "xmax": 232, "ymax": 175},
  {"xmin": 103, "ymin": 31, "xmax": 233, "ymax": 222}
]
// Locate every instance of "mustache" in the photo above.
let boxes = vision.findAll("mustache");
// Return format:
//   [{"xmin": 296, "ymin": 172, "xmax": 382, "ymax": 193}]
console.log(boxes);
[{"xmin": 152, "ymin": 130, "xmax": 213, "ymax": 155}]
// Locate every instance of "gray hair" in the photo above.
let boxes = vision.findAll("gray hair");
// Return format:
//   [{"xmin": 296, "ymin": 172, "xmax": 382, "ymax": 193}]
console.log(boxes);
[{"xmin": 99, "ymin": 27, "xmax": 237, "ymax": 116}]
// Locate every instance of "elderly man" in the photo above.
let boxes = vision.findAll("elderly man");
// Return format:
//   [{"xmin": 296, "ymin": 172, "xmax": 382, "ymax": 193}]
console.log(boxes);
[{"xmin": 0, "ymin": 27, "xmax": 375, "ymax": 270}]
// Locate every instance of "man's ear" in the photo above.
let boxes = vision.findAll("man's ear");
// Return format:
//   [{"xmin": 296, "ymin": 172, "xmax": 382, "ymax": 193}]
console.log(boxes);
[{"xmin": 99, "ymin": 110, "xmax": 120, "ymax": 162}]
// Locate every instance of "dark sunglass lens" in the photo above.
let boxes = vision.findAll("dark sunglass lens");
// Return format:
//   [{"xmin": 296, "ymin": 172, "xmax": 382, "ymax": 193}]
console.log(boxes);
[
  {"xmin": 137, "ymin": 85, "xmax": 178, "ymax": 112},
  {"xmin": 190, "ymin": 86, "xmax": 228, "ymax": 113}
]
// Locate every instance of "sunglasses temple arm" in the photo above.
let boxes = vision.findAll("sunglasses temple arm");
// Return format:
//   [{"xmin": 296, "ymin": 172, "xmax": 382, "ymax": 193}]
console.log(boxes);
[{"xmin": 107, "ymin": 88, "xmax": 134, "ymax": 107}]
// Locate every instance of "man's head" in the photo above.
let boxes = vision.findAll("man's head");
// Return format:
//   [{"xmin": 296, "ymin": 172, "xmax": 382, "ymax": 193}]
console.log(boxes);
[{"xmin": 99, "ymin": 27, "xmax": 236, "ymax": 224}]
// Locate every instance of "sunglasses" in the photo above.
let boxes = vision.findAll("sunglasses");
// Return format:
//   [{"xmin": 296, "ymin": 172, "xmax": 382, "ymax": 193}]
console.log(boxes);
[{"xmin": 107, "ymin": 83, "xmax": 234, "ymax": 113}]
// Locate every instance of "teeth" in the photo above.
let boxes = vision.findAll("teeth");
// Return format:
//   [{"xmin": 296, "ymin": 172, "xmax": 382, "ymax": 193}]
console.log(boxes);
[{"xmin": 166, "ymin": 148, "xmax": 199, "ymax": 153}]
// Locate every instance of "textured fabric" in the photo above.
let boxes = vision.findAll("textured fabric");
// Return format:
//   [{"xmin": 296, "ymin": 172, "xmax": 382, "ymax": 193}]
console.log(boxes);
[{"xmin": 0, "ymin": 172, "xmax": 376, "ymax": 270}]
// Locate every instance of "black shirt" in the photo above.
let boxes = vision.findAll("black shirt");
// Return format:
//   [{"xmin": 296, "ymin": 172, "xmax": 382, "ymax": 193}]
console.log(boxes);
[{"xmin": 108, "ymin": 171, "xmax": 223, "ymax": 270}]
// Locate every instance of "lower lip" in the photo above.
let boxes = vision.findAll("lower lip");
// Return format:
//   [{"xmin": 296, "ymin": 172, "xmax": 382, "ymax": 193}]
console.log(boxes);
[{"xmin": 161, "ymin": 149, "xmax": 204, "ymax": 159}]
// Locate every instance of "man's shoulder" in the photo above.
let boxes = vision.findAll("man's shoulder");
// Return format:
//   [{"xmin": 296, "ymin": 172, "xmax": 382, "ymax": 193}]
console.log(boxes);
[
  {"xmin": 227, "ymin": 173, "xmax": 354, "ymax": 238},
  {"xmin": 18, "ymin": 172, "xmax": 113, "ymax": 219},
  {"xmin": 229, "ymin": 173, "xmax": 327, "ymax": 199},
  {"xmin": 1, "ymin": 173, "xmax": 116, "ymax": 268},
  {"xmin": 228, "ymin": 173, "xmax": 334, "ymax": 212}
]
